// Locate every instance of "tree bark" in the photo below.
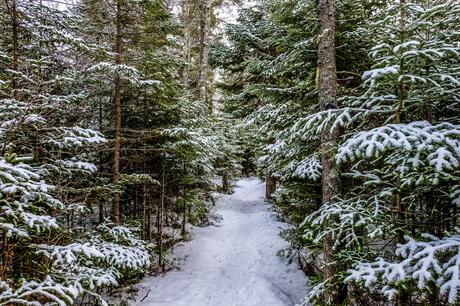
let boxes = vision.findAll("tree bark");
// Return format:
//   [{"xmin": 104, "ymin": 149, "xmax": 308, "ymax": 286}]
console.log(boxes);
[
  {"xmin": 395, "ymin": 0, "xmax": 405, "ymax": 125},
  {"xmin": 11, "ymin": 0, "xmax": 18, "ymax": 98},
  {"xmin": 222, "ymin": 171, "xmax": 230, "ymax": 194},
  {"xmin": 265, "ymin": 172, "xmax": 276, "ymax": 200},
  {"xmin": 113, "ymin": 0, "xmax": 123, "ymax": 223},
  {"xmin": 395, "ymin": 2, "xmax": 409, "ymax": 305},
  {"xmin": 98, "ymin": 98, "xmax": 105, "ymax": 224},
  {"xmin": 158, "ymin": 157, "xmax": 166, "ymax": 272},
  {"xmin": 1, "ymin": 0, "xmax": 18, "ymax": 156},
  {"xmin": 317, "ymin": 0, "xmax": 343, "ymax": 304},
  {"xmin": 142, "ymin": 182, "xmax": 148, "ymax": 240},
  {"xmin": 181, "ymin": 199, "xmax": 187, "ymax": 237},
  {"xmin": 181, "ymin": 0, "xmax": 192, "ymax": 88},
  {"xmin": 198, "ymin": 0, "xmax": 211, "ymax": 112}
]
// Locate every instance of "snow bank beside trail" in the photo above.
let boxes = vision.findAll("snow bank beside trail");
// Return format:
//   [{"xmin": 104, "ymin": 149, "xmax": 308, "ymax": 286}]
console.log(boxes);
[{"xmin": 135, "ymin": 177, "xmax": 307, "ymax": 306}]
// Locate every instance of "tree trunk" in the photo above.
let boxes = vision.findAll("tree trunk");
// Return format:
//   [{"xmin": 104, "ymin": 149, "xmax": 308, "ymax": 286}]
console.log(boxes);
[
  {"xmin": 265, "ymin": 172, "xmax": 276, "ymax": 200},
  {"xmin": 198, "ymin": 0, "xmax": 211, "ymax": 112},
  {"xmin": 113, "ymin": 0, "xmax": 123, "ymax": 223},
  {"xmin": 181, "ymin": 162, "xmax": 187, "ymax": 237},
  {"xmin": 395, "ymin": 2, "xmax": 409, "ymax": 305},
  {"xmin": 142, "ymin": 182, "xmax": 148, "ymax": 240},
  {"xmin": 11, "ymin": 0, "xmax": 18, "ymax": 98},
  {"xmin": 181, "ymin": 198, "xmax": 187, "ymax": 237},
  {"xmin": 146, "ymin": 197, "xmax": 151, "ymax": 241},
  {"xmin": 394, "ymin": 0, "xmax": 405, "ymax": 224},
  {"xmin": 317, "ymin": 0, "xmax": 343, "ymax": 304},
  {"xmin": 98, "ymin": 98, "xmax": 104, "ymax": 224},
  {"xmin": 222, "ymin": 171, "xmax": 230, "ymax": 194},
  {"xmin": 158, "ymin": 157, "xmax": 166, "ymax": 272},
  {"xmin": 1, "ymin": 232, "xmax": 8, "ymax": 278},
  {"xmin": 181, "ymin": 0, "xmax": 192, "ymax": 88},
  {"xmin": 1, "ymin": 0, "xmax": 19, "ymax": 156}
]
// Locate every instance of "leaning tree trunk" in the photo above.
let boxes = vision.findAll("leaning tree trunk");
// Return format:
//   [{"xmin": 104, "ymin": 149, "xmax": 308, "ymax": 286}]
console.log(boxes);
[
  {"xmin": 317, "ymin": 0, "xmax": 343, "ymax": 304},
  {"xmin": 113, "ymin": 0, "xmax": 123, "ymax": 223}
]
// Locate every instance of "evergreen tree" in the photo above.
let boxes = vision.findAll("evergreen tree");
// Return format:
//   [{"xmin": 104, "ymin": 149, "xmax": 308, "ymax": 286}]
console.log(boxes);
[
  {"xmin": 213, "ymin": 0, "xmax": 460, "ymax": 304},
  {"xmin": 0, "ymin": 1, "xmax": 151, "ymax": 304}
]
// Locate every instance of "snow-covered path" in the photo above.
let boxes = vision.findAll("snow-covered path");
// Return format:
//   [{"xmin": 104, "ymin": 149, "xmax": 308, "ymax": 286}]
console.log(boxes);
[{"xmin": 135, "ymin": 177, "xmax": 306, "ymax": 306}]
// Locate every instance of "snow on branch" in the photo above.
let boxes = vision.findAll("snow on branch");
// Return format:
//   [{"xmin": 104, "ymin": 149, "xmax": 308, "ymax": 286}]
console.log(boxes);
[
  {"xmin": 49, "ymin": 126, "xmax": 106, "ymax": 149},
  {"xmin": 290, "ymin": 107, "xmax": 390, "ymax": 137},
  {"xmin": 337, "ymin": 121, "xmax": 460, "ymax": 174},
  {"xmin": 280, "ymin": 155, "xmax": 322, "ymax": 181},
  {"xmin": 346, "ymin": 231, "xmax": 460, "ymax": 304},
  {"xmin": 86, "ymin": 62, "xmax": 161, "ymax": 87},
  {"xmin": 452, "ymin": 186, "xmax": 460, "ymax": 206},
  {"xmin": 363, "ymin": 65, "xmax": 399, "ymax": 87},
  {"xmin": 95, "ymin": 223, "xmax": 147, "ymax": 247},
  {"xmin": 40, "ymin": 224, "xmax": 150, "ymax": 299},
  {"xmin": 55, "ymin": 160, "xmax": 98, "ymax": 173},
  {"xmin": 0, "ymin": 277, "xmax": 78, "ymax": 305},
  {"xmin": 0, "ymin": 156, "xmax": 61, "ymax": 237},
  {"xmin": 51, "ymin": 240, "xmax": 149, "ymax": 272},
  {"xmin": 302, "ymin": 196, "xmax": 393, "ymax": 249}
]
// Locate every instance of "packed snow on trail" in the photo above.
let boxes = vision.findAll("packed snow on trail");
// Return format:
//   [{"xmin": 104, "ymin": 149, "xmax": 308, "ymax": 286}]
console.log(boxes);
[{"xmin": 135, "ymin": 177, "xmax": 307, "ymax": 306}]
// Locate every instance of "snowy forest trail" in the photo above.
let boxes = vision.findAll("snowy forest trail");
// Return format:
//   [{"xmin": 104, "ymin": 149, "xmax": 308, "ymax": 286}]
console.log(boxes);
[{"xmin": 135, "ymin": 177, "xmax": 307, "ymax": 306}]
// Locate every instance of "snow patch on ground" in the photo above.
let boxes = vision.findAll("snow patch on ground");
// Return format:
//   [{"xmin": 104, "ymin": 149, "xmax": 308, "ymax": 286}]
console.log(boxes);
[{"xmin": 135, "ymin": 177, "xmax": 307, "ymax": 306}]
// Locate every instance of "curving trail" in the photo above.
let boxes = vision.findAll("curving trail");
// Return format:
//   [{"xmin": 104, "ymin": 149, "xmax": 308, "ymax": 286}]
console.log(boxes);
[{"xmin": 135, "ymin": 177, "xmax": 306, "ymax": 306}]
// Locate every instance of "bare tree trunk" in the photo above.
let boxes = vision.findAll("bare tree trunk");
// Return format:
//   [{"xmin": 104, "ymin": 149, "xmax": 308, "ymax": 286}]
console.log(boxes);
[
  {"xmin": 1, "ymin": 0, "xmax": 18, "ymax": 156},
  {"xmin": 98, "ymin": 99, "xmax": 104, "ymax": 224},
  {"xmin": 395, "ymin": 2, "xmax": 409, "ymax": 305},
  {"xmin": 395, "ymin": 0, "xmax": 405, "ymax": 125},
  {"xmin": 198, "ymin": 0, "xmax": 211, "ymax": 112},
  {"xmin": 0, "ymin": 232, "xmax": 8, "ymax": 278},
  {"xmin": 142, "ymin": 182, "xmax": 148, "ymax": 240},
  {"xmin": 181, "ymin": 198, "xmax": 187, "ymax": 237},
  {"xmin": 222, "ymin": 171, "xmax": 230, "ymax": 194},
  {"xmin": 113, "ymin": 0, "xmax": 123, "ymax": 223},
  {"xmin": 146, "ymin": 197, "xmax": 151, "ymax": 241},
  {"xmin": 11, "ymin": 0, "xmax": 18, "ymax": 97},
  {"xmin": 181, "ymin": 162, "xmax": 187, "ymax": 237},
  {"xmin": 158, "ymin": 157, "xmax": 166, "ymax": 272},
  {"xmin": 181, "ymin": 0, "xmax": 192, "ymax": 88},
  {"xmin": 265, "ymin": 172, "xmax": 276, "ymax": 200},
  {"xmin": 317, "ymin": 0, "xmax": 343, "ymax": 304}
]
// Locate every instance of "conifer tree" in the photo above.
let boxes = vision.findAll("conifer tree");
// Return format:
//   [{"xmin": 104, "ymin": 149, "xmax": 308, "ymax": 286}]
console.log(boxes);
[
  {"xmin": 316, "ymin": 0, "xmax": 342, "ymax": 303},
  {"xmin": 0, "ymin": 1, "xmax": 151, "ymax": 304}
]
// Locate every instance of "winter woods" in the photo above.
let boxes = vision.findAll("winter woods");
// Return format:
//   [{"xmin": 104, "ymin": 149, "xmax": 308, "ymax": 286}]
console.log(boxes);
[
  {"xmin": 0, "ymin": 0, "xmax": 241, "ymax": 304},
  {"xmin": 213, "ymin": 0, "xmax": 460, "ymax": 305},
  {"xmin": 0, "ymin": 0, "xmax": 459, "ymax": 305}
]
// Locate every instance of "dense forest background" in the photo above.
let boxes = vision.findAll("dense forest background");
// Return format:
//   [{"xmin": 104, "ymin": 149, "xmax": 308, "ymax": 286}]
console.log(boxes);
[{"xmin": 0, "ymin": 0, "xmax": 459, "ymax": 305}]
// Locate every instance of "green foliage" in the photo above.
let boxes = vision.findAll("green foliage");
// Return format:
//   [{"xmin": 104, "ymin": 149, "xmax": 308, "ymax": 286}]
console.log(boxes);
[{"xmin": 215, "ymin": 0, "xmax": 460, "ymax": 305}]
